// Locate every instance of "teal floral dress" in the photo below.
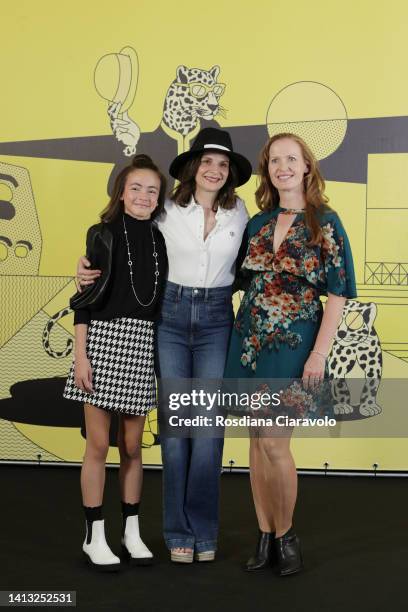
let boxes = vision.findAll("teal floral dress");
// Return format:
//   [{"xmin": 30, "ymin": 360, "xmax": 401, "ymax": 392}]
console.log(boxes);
[{"xmin": 224, "ymin": 205, "xmax": 357, "ymax": 382}]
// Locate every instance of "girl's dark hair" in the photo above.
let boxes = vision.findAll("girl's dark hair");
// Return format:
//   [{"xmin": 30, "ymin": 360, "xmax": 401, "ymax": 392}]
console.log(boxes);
[
  {"xmin": 171, "ymin": 152, "xmax": 239, "ymax": 211},
  {"xmin": 255, "ymin": 133, "xmax": 330, "ymax": 245},
  {"xmin": 100, "ymin": 154, "xmax": 167, "ymax": 222}
]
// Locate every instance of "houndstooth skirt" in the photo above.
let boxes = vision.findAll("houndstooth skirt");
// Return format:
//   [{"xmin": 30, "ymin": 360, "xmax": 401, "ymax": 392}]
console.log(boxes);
[{"xmin": 63, "ymin": 317, "xmax": 156, "ymax": 416}]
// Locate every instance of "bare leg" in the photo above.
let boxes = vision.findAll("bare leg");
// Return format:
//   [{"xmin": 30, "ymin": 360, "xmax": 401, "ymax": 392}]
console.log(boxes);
[
  {"xmin": 250, "ymin": 428, "xmax": 297, "ymax": 537},
  {"xmin": 117, "ymin": 415, "xmax": 146, "ymax": 503},
  {"xmin": 117, "ymin": 415, "xmax": 153, "ymax": 562},
  {"xmin": 81, "ymin": 403, "xmax": 111, "ymax": 506},
  {"xmin": 249, "ymin": 436, "xmax": 276, "ymax": 533}
]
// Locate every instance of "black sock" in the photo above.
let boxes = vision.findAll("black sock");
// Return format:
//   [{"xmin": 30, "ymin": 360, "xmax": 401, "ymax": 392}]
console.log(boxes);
[
  {"xmin": 83, "ymin": 505, "xmax": 103, "ymax": 544},
  {"xmin": 121, "ymin": 502, "xmax": 139, "ymax": 536}
]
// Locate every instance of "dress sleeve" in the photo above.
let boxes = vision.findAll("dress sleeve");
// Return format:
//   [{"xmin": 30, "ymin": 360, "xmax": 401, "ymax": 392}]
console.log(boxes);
[{"xmin": 320, "ymin": 214, "xmax": 357, "ymax": 298}]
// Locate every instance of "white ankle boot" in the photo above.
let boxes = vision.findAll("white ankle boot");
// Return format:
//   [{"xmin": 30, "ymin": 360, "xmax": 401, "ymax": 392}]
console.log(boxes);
[
  {"xmin": 83, "ymin": 519, "xmax": 121, "ymax": 571},
  {"xmin": 122, "ymin": 515, "xmax": 153, "ymax": 566}
]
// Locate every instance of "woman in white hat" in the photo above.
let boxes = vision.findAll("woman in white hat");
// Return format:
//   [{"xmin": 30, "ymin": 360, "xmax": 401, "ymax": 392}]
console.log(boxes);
[{"xmin": 77, "ymin": 128, "xmax": 252, "ymax": 563}]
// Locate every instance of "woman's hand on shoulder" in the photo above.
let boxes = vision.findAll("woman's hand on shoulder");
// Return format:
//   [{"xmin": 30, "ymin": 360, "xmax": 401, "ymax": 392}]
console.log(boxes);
[
  {"xmin": 74, "ymin": 354, "xmax": 93, "ymax": 393},
  {"xmin": 76, "ymin": 256, "xmax": 101, "ymax": 290}
]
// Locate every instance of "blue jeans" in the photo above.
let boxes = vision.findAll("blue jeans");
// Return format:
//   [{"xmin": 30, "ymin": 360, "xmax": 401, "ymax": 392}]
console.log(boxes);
[{"xmin": 156, "ymin": 281, "xmax": 233, "ymax": 552}]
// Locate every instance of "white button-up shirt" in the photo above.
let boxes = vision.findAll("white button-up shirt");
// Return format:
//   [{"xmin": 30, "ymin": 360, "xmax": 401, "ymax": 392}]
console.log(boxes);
[{"xmin": 155, "ymin": 196, "xmax": 249, "ymax": 288}]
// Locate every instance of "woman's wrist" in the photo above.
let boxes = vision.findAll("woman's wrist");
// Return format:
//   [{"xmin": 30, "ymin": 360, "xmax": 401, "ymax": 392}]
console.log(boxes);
[{"xmin": 310, "ymin": 349, "xmax": 327, "ymax": 359}]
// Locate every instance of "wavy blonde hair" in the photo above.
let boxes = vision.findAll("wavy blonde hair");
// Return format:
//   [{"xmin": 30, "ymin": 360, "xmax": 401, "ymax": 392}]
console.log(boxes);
[{"xmin": 255, "ymin": 133, "xmax": 330, "ymax": 244}]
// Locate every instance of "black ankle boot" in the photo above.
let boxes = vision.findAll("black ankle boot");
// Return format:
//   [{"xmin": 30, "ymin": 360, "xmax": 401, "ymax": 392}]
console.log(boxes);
[
  {"xmin": 275, "ymin": 527, "xmax": 303, "ymax": 576},
  {"xmin": 245, "ymin": 530, "xmax": 275, "ymax": 571}
]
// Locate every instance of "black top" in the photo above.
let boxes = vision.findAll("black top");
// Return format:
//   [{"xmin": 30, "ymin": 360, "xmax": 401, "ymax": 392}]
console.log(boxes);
[{"xmin": 74, "ymin": 213, "xmax": 167, "ymax": 325}]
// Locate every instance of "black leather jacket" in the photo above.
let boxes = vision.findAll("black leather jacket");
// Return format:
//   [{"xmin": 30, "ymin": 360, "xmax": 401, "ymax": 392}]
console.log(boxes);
[{"xmin": 70, "ymin": 223, "xmax": 113, "ymax": 311}]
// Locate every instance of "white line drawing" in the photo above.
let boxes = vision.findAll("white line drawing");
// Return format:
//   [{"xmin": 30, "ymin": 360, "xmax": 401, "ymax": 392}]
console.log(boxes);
[{"xmin": 94, "ymin": 46, "xmax": 140, "ymax": 156}]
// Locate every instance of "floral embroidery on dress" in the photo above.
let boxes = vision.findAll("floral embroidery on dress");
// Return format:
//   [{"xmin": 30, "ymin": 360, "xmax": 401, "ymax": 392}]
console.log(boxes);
[
  {"xmin": 279, "ymin": 381, "xmax": 318, "ymax": 415},
  {"xmin": 235, "ymin": 272, "xmax": 321, "ymax": 371},
  {"xmin": 277, "ymin": 380, "xmax": 333, "ymax": 418},
  {"xmin": 235, "ymin": 215, "xmax": 350, "ymax": 371},
  {"xmin": 321, "ymin": 222, "xmax": 346, "ymax": 289}
]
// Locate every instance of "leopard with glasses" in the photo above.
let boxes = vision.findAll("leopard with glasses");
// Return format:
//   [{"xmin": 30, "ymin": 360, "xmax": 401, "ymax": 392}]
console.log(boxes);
[
  {"xmin": 105, "ymin": 64, "xmax": 226, "ymax": 195},
  {"xmin": 162, "ymin": 65, "xmax": 226, "ymax": 137}
]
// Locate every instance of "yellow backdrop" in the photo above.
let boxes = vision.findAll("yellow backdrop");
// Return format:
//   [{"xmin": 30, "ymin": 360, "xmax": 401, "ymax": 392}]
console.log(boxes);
[{"xmin": 1, "ymin": 0, "xmax": 407, "ymax": 470}]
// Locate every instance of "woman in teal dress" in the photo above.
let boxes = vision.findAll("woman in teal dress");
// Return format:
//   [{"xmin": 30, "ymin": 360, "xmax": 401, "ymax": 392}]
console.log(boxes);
[{"xmin": 224, "ymin": 133, "xmax": 356, "ymax": 575}]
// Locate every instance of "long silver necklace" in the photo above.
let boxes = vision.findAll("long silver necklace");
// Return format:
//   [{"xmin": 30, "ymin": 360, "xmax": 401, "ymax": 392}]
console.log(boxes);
[{"xmin": 122, "ymin": 214, "xmax": 159, "ymax": 307}]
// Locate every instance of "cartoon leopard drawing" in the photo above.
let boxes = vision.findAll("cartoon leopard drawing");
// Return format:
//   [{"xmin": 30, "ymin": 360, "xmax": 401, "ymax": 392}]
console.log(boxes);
[
  {"xmin": 327, "ymin": 300, "xmax": 382, "ymax": 417},
  {"xmin": 102, "ymin": 61, "xmax": 227, "ymax": 194},
  {"xmin": 162, "ymin": 65, "xmax": 226, "ymax": 137},
  {"xmin": 42, "ymin": 308, "xmax": 73, "ymax": 358}
]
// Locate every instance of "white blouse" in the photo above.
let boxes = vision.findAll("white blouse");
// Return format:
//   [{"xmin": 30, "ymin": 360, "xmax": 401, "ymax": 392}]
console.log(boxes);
[{"xmin": 155, "ymin": 196, "xmax": 249, "ymax": 288}]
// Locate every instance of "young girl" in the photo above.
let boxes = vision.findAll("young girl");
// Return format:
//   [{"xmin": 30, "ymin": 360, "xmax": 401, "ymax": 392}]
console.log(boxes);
[
  {"xmin": 224, "ymin": 133, "xmax": 356, "ymax": 575},
  {"xmin": 63, "ymin": 154, "xmax": 167, "ymax": 571}
]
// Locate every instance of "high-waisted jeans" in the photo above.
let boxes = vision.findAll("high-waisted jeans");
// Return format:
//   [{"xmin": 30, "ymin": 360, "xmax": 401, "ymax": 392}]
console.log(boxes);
[{"xmin": 156, "ymin": 281, "xmax": 233, "ymax": 552}]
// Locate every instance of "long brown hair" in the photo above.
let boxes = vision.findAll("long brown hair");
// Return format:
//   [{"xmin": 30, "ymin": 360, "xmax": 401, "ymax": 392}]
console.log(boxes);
[
  {"xmin": 171, "ymin": 152, "xmax": 239, "ymax": 211},
  {"xmin": 100, "ymin": 154, "xmax": 167, "ymax": 222},
  {"xmin": 255, "ymin": 133, "xmax": 330, "ymax": 244}
]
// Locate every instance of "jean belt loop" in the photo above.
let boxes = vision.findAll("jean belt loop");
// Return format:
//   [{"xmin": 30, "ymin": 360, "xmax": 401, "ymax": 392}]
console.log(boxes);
[
  {"xmin": 177, "ymin": 284, "xmax": 183, "ymax": 302},
  {"xmin": 204, "ymin": 287, "xmax": 209, "ymax": 302}
]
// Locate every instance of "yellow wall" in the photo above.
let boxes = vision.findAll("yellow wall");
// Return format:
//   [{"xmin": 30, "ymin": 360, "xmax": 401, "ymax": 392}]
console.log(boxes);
[{"xmin": 1, "ymin": 0, "xmax": 407, "ymax": 469}]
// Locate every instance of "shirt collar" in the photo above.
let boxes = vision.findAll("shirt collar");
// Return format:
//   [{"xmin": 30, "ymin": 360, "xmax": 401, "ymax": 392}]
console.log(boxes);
[
  {"xmin": 216, "ymin": 206, "xmax": 234, "ymax": 218},
  {"xmin": 177, "ymin": 195, "xmax": 201, "ymax": 215},
  {"xmin": 178, "ymin": 195, "xmax": 235, "ymax": 217}
]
